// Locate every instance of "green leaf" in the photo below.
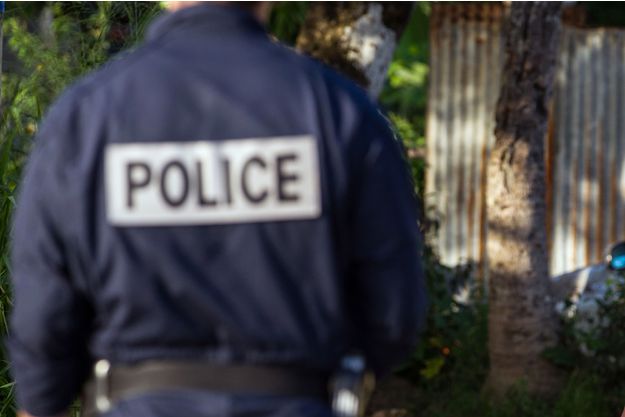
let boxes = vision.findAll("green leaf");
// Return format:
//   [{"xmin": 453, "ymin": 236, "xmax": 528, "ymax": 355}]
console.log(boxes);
[{"xmin": 420, "ymin": 356, "xmax": 446, "ymax": 379}]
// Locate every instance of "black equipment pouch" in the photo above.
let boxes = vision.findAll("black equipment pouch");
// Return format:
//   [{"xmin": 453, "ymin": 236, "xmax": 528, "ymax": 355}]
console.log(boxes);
[
  {"xmin": 330, "ymin": 355, "xmax": 376, "ymax": 417},
  {"xmin": 80, "ymin": 359, "xmax": 330, "ymax": 417}
]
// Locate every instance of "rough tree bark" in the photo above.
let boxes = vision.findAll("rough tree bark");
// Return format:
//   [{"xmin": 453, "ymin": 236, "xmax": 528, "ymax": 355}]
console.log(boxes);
[
  {"xmin": 296, "ymin": 2, "xmax": 414, "ymax": 98},
  {"xmin": 486, "ymin": 2, "xmax": 564, "ymax": 396}
]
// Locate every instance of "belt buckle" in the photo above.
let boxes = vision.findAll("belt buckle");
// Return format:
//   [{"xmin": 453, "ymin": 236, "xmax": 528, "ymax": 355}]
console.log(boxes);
[{"xmin": 94, "ymin": 359, "xmax": 112, "ymax": 414}]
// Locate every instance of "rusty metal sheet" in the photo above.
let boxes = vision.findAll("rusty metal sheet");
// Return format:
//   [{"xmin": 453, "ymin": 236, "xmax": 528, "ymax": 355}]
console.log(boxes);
[
  {"xmin": 427, "ymin": 5, "xmax": 625, "ymax": 277},
  {"xmin": 426, "ymin": 3, "xmax": 504, "ymax": 270},
  {"xmin": 549, "ymin": 28, "xmax": 625, "ymax": 275}
]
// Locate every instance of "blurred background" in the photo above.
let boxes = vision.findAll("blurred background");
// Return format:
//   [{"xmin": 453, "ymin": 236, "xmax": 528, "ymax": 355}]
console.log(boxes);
[{"xmin": 2, "ymin": 2, "xmax": 625, "ymax": 417}]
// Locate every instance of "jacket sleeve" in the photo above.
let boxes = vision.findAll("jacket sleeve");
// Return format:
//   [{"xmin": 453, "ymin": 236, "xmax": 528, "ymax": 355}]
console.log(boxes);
[
  {"xmin": 345, "ymin": 106, "xmax": 428, "ymax": 377},
  {"xmin": 8, "ymin": 115, "xmax": 93, "ymax": 416}
]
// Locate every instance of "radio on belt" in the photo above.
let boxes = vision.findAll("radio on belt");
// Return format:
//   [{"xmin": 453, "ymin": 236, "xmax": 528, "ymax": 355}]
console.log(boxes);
[{"xmin": 105, "ymin": 135, "xmax": 321, "ymax": 226}]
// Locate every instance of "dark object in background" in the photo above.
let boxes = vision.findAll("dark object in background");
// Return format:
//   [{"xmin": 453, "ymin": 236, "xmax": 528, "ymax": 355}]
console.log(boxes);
[{"xmin": 607, "ymin": 241, "xmax": 625, "ymax": 271}]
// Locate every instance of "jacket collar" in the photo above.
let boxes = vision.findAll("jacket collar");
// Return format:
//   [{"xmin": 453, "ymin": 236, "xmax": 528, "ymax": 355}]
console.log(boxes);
[{"xmin": 146, "ymin": 4, "xmax": 267, "ymax": 42}]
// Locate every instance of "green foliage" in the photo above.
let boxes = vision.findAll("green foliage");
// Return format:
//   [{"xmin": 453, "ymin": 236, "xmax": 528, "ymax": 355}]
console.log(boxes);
[
  {"xmin": 399, "ymin": 250, "xmax": 487, "ymax": 386},
  {"xmin": 407, "ymin": 264, "xmax": 625, "ymax": 417},
  {"xmin": 380, "ymin": 4, "xmax": 430, "ymax": 199},
  {"xmin": 404, "ymin": 288, "xmax": 619, "ymax": 417},
  {"xmin": 582, "ymin": 279, "xmax": 625, "ymax": 382},
  {"xmin": 382, "ymin": 2, "xmax": 429, "ymax": 121},
  {"xmin": 104, "ymin": 2, "xmax": 162, "ymax": 47},
  {"xmin": 0, "ymin": 3, "xmax": 163, "ymax": 415},
  {"xmin": 268, "ymin": 2, "xmax": 309, "ymax": 45},
  {"xmin": 2, "ymin": 2, "xmax": 162, "ymax": 149},
  {"xmin": 551, "ymin": 372, "xmax": 611, "ymax": 417},
  {"xmin": 400, "ymin": 246, "xmax": 621, "ymax": 417},
  {"xmin": 541, "ymin": 274, "xmax": 625, "ymax": 414}
]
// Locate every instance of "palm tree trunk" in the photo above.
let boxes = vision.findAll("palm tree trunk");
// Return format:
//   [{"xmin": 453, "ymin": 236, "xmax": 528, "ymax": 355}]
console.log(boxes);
[{"xmin": 486, "ymin": 1, "xmax": 564, "ymax": 397}]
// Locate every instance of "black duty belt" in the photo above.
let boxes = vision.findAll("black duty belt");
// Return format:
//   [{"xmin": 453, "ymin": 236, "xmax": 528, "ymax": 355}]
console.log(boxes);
[{"xmin": 81, "ymin": 359, "xmax": 330, "ymax": 417}]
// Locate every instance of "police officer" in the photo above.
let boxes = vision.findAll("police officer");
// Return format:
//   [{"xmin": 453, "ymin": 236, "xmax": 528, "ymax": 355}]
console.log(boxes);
[{"xmin": 8, "ymin": 2, "xmax": 427, "ymax": 417}]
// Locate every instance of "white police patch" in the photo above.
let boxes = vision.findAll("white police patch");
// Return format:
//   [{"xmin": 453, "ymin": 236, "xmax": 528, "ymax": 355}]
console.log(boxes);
[{"xmin": 105, "ymin": 136, "xmax": 321, "ymax": 226}]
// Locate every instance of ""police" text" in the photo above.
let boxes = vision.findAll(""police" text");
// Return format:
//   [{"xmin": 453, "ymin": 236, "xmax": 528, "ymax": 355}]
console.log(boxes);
[{"xmin": 105, "ymin": 136, "xmax": 321, "ymax": 226}]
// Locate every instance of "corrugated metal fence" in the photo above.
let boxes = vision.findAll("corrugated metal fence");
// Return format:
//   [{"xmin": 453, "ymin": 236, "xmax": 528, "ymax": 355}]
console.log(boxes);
[
  {"xmin": 426, "ymin": 4, "xmax": 504, "ymax": 269},
  {"xmin": 550, "ymin": 28, "xmax": 625, "ymax": 275},
  {"xmin": 426, "ymin": 5, "xmax": 625, "ymax": 276}
]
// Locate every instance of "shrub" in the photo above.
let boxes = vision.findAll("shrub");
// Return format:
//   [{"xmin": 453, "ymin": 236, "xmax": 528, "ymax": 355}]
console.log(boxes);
[{"xmin": 0, "ymin": 4, "xmax": 162, "ymax": 415}]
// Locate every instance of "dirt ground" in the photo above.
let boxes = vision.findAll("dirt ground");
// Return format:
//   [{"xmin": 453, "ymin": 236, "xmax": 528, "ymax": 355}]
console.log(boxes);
[{"xmin": 366, "ymin": 376, "xmax": 420, "ymax": 417}]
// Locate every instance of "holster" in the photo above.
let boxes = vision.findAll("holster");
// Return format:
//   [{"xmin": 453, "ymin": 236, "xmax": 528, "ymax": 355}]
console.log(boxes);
[{"xmin": 330, "ymin": 355, "xmax": 376, "ymax": 417}]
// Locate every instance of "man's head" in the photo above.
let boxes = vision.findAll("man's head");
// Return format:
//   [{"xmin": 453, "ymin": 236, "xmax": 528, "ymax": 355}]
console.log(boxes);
[{"xmin": 166, "ymin": 2, "xmax": 272, "ymax": 24}]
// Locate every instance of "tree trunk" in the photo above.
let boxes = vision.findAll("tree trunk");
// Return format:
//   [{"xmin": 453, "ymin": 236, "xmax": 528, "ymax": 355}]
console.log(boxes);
[
  {"xmin": 486, "ymin": 2, "xmax": 563, "ymax": 397},
  {"xmin": 296, "ymin": 2, "xmax": 413, "ymax": 99}
]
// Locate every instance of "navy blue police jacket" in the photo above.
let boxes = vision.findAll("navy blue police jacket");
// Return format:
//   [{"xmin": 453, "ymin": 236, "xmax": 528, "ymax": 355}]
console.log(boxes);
[{"xmin": 8, "ymin": 4, "xmax": 427, "ymax": 416}]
